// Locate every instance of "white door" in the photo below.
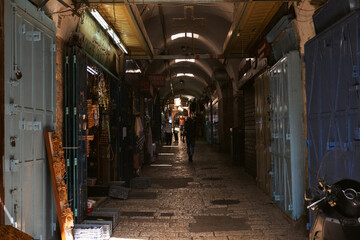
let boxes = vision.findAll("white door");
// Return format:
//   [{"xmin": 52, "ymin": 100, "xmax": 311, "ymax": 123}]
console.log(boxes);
[{"xmin": 4, "ymin": 0, "xmax": 57, "ymax": 239}]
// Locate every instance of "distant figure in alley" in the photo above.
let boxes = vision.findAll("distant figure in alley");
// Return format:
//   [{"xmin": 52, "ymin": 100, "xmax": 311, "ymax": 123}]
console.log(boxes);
[{"xmin": 184, "ymin": 116, "xmax": 196, "ymax": 162}]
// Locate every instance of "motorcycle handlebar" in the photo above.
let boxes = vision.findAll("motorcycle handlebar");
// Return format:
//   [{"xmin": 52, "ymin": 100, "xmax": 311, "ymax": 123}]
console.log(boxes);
[{"xmin": 307, "ymin": 196, "xmax": 327, "ymax": 210}]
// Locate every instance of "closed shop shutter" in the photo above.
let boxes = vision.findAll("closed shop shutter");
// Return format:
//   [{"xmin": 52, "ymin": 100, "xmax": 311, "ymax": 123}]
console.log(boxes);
[
  {"xmin": 242, "ymin": 79, "xmax": 256, "ymax": 178},
  {"xmin": 255, "ymin": 72, "xmax": 271, "ymax": 194},
  {"xmin": 269, "ymin": 51, "xmax": 305, "ymax": 220}
]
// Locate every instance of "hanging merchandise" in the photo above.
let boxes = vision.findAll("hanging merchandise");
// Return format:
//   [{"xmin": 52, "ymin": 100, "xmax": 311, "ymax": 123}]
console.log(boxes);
[
  {"xmin": 97, "ymin": 73, "xmax": 110, "ymax": 110},
  {"xmin": 269, "ymin": 51, "xmax": 305, "ymax": 220},
  {"xmin": 205, "ymin": 101, "xmax": 212, "ymax": 144},
  {"xmin": 85, "ymin": 65, "xmax": 117, "ymax": 186},
  {"xmin": 212, "ymin": 98, "xmax": 219, "ymax": 145},
  {"xmin": 100, "ymin": 115, "xmax": 111, "ymax": 144},
  {"xmin": 135, "ymin": 116, "xmax": 145, "ymax": 153}
]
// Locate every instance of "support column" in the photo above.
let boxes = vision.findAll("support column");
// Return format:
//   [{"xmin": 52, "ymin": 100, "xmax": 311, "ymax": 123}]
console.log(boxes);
[{"xmin": 292, "ymin": 0, "xmax": 316, "ymax": 187}]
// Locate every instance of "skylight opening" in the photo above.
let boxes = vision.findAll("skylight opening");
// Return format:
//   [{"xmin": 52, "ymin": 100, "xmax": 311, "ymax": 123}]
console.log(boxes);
[
  {"xmin": 174, "ymin": 98, "xmax": 181, "ymax": 106},
  {"xmin": 171, "ymin": 32, "xmax": 199, "ymax": 40},
  {"xmin": 177, "ymin": 73, "xmax": 194, "ymax": 77},
  {"xmin": 175, "ymin": 59, "xmax": 195, "ymax": 63}
]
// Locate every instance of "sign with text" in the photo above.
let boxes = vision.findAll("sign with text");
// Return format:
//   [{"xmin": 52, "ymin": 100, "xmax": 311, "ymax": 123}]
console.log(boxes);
[{"xmin": 148, "ymin": 74, "xmax": 166, "ymax": 88}]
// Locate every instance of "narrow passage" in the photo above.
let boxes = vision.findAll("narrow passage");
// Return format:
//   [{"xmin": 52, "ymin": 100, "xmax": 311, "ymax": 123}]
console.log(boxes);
[{"xmin": 104, "ymin": 140, "xmax": 307, "ymax": 240}]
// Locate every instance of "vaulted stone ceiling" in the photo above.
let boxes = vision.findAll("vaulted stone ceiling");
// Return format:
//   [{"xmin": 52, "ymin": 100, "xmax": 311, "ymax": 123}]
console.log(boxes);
[{"xmin": 39, "ymin": 0, "xmax": 303, "ymax": 102}]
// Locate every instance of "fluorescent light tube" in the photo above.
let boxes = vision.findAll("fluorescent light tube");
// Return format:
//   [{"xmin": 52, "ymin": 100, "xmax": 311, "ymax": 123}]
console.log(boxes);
[
  {"xmin": 90, "ymin": 9, "xmax": 108, "ymax": 30},
  {"xmin": 126, "ymin": 69, "xmax": 141, "ymax": 73},
  {"xmin": 87, "ymin": 66, "xmax": 98, "ymax": 75},
  {"xmin": 91, "ymin": 10, "xmax": 128, "ymax": 54},
  {"xmin": 107, "ymin": 29, "xmax": 128, "ymax": 54}
]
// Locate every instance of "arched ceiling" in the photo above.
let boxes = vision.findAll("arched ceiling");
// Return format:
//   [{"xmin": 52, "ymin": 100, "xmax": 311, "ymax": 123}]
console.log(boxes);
[{"xmin": 81, "ymin": 0, "xmax": 298, "ymax": 102}]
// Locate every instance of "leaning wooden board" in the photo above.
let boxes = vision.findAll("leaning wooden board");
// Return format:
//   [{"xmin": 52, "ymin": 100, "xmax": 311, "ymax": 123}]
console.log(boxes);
[{"xmin": 44, "ymin": 131, "xmax": 74, "ymax": 240}]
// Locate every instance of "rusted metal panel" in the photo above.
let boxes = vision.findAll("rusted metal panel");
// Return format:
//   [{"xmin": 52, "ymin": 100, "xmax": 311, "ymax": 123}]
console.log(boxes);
[{"xmin": 254, "ymin": 71, "xmax": 271, "ymax": 194}]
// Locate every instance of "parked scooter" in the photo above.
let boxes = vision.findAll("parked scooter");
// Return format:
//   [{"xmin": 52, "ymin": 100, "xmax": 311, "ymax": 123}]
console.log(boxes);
[{"xmin": 306, "ymin": 150, "xmax": 360, "ymax": 240}]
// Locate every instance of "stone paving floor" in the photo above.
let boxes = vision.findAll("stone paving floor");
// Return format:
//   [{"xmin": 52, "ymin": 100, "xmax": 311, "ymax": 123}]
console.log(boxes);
[{"xmin": 105, "ymin": 140, "xmax": 308, "ymax": 240}]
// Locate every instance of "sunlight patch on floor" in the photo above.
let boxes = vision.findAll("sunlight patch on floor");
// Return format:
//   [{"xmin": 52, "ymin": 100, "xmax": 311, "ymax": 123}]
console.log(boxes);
[
  {"xmin": 150, "ymin": 164, "xmax": 173, "ymax": 167},
  {"xmin": 158, "ymin": 153, "xmax": 175, "ymax": 156}
]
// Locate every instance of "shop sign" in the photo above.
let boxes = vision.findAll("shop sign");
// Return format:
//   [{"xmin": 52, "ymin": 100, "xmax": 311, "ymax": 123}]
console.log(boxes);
[
  {"xmin": 148, "ymin": 74, "xmax": 166, "ymax": 88},
  {"xmin": 138, "ymin": 80, "xmax": 153, "ymax": 97},
  {"xmin": 78, "ymin": 12, "xmax": 118, "ymax": 72}
]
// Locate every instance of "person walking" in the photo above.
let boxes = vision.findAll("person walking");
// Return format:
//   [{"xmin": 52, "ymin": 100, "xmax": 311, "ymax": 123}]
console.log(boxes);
[
  {"xmin": 179, "ymin": 116, "xmax": 185, "ymax": 142},
  {"xmin": 163, "ymin": 119, "xmax": 172, "ymax": 145},
  {"xmin": 184, "ymin": 116, "xmax": 196, "ymax": 162},
  {"xmin": 173, "ymin": 125, "xmax": 179, "ymax": 143}
]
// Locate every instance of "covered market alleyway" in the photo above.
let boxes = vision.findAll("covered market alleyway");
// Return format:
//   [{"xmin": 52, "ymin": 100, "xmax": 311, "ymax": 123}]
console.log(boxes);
[{"xmin": 99, "ymin": 139, "xmax": 307, "ymax": 240}]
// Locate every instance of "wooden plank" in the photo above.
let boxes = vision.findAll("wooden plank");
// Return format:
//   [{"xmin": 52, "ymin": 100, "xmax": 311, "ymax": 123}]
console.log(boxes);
[
  {"xmin": 44, "ymin": 131, "xmax": 72, "ymax": 240},
  {"xmin": 0, "ymin": 0, "xmax": 4, "ymax": 224}
]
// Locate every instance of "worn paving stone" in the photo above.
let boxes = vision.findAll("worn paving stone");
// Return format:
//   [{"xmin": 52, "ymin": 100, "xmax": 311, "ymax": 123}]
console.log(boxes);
[
  {"xmin": 189, "ymin": 216, "xmax": 251, "ymax": 232},
  {"xmin": 107, "ymin": 140, "xmax": 307, "ymax": 239}
]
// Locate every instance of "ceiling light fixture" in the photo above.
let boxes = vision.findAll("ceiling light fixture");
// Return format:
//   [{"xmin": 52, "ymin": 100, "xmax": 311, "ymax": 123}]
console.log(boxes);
[
  {"xmin": 125, "ymin": 69, "xmax": 141, "ymax": 73},
  {"xmin": 175, "ymin": 59, "xmax": 195, "ymax": 63},
  {"xmin": 91, "ymin": 9, "xmax": 128, "ymax": 54},
  {"xmin": 171, "ymin": 32, "xmax": 199, "ymax": 40},
  {"xmin": 107, "ymin": 29, "xmax": 128, "ymax": 54},
  {"xmin": 90, "ymin": 9, "xmax": 108, "ymax": 30}
]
